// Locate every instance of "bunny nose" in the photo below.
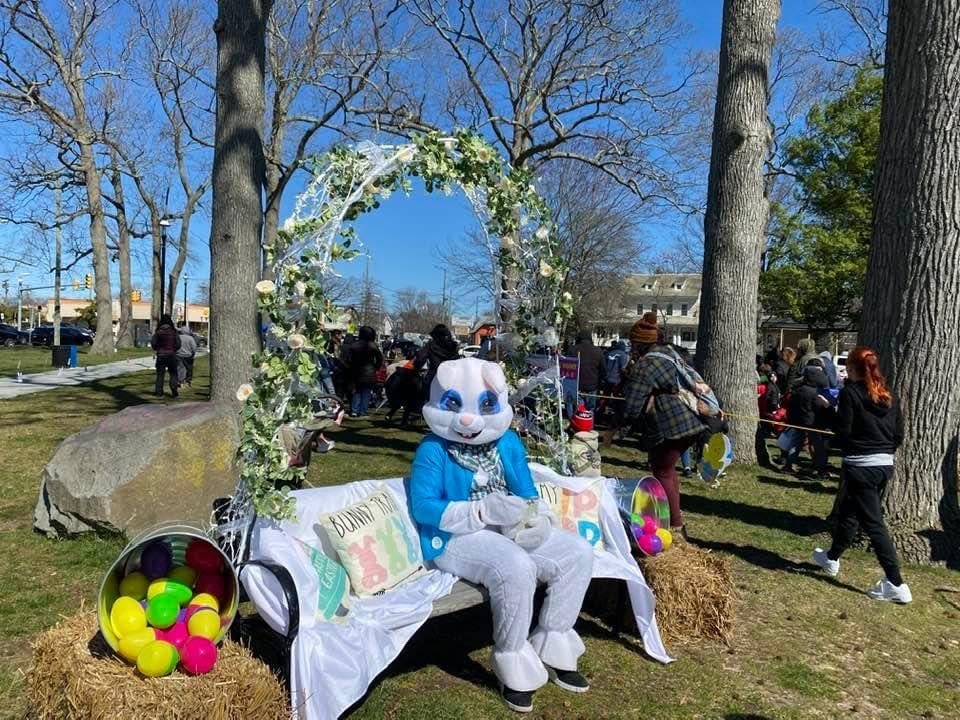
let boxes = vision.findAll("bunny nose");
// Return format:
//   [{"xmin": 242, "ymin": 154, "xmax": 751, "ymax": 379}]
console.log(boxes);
[{"xmin": 459, "ymin": 414, "xmax": 476, "ymax": 425}]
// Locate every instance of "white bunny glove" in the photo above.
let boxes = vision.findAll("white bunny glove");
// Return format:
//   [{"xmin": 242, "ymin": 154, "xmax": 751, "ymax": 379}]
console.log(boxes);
[
  {"xmin": 477, "ymin": 492, "xmax": 527, "ymax": 526},
  {"xmin": 503, "ymin": 500, "xmax": 555, "ymax": 550}
]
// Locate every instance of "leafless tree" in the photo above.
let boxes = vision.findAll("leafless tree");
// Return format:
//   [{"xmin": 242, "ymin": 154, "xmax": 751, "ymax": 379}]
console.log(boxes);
[
  {"xmin": 0, "ymin": 0, "xmax": 130, "ymax": 353},
  {"xmin": 392, "ymin": 287, "xmax": 449, "ymax": 335}
]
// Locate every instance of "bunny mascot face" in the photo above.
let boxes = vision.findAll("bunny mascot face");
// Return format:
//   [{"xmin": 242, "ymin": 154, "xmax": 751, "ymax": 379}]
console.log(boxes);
[{"xmin": 408, "ymin": 358, "xmax": 595, "ymax": 711}]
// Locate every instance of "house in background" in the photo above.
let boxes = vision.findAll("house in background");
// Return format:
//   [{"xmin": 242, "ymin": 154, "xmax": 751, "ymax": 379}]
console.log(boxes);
[
  {"xmin": 592, "ymin": 273, "xmax": 702, "ymax": 349},
  {"xmin": 42, "ymin": 296, "xmax": 209, "ymax": 344}
]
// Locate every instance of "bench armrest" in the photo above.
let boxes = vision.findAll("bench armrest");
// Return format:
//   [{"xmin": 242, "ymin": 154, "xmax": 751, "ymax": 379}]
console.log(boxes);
[{"xmin": 241, "ymin": 559, "xmax": 301, "ymax": 642}]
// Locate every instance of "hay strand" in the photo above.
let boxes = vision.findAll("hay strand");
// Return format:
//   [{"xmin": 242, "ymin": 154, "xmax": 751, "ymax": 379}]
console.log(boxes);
[
  {"xmin": 27, "ymin": 612, "xmax": 289, "ymax": 720},
  {"xmin": 638, "ymin": 543, "xmax": 735, "ymax": 645}
]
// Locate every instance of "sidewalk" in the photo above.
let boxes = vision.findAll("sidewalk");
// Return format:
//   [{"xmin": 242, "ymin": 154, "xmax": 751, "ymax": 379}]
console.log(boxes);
[{"xmin": 0, "ymin": 352, "xmax": 203, "ymax": 399}]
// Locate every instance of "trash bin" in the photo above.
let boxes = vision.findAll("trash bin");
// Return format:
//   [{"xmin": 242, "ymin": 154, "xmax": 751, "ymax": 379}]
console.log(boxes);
[
  {"xmin": 68, "ymin": 344, "xmax": 78, "ymax": 368},
  {"xmin": 51, "ymin": 345, "xmax": 70, "ymax": 368}
]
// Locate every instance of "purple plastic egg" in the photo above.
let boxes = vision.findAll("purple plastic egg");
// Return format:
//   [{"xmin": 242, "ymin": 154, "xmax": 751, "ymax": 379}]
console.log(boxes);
[{"xmin": 140, "ymin": 541, "xmax": 172, "ymax": 580}]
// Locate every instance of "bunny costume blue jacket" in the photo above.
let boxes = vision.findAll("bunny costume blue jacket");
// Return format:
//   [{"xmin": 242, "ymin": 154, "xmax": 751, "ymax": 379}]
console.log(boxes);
[{"xmin": 410, "ymin": 429, "xmax": 538, "ymax": 561}]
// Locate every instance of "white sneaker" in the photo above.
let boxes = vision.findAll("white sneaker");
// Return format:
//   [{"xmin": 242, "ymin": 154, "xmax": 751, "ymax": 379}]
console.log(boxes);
[
  {"xmin": 866, "ymin": 578, "xmax": 912, "ymax": 604},
  {"xmin": 812, "ymin": 548, "xmax": 840, "ymax": 576}
]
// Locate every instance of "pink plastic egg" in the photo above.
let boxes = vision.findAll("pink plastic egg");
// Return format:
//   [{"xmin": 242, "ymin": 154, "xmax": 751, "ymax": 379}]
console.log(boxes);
[{"xmin": 180, "ymin": 636, "xmax": 218, "ymax": 675}]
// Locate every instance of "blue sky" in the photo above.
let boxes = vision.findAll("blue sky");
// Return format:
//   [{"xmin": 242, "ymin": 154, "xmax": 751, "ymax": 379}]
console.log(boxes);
[{"xmin": 2, "ymin": 1, "xmax": 842, "ymax": 315}]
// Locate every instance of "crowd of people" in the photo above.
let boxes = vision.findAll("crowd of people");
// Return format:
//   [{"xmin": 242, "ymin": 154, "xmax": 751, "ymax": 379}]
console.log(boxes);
[{"xmin": 150, "ymin": 314, "xmax": 199, "ymax": 398}]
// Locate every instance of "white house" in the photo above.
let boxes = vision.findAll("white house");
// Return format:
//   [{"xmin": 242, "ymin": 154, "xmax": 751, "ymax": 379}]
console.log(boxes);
[{"xmin": 593, "ymin": 273, "xmax": 702, "ymax": 349}]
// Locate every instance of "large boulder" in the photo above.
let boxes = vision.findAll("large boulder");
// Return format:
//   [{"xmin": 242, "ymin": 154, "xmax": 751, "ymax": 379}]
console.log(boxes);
[{"xmin": 34, "ymin": 402, "xmax": 241, "ymax": 537}]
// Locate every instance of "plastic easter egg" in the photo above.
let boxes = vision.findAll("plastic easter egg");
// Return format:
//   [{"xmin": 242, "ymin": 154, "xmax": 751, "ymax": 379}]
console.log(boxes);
[
  {"xmin": 638, "ymin": 533, "xmax": 659, "ymax": 556},
  {"xmin": 146, "ymin": 592, "xmax": 180, "ymax": 629},
  {"xmin": 648, "ymin": 534, "xmax": 663, "ymax": 554},
  {"xmin": 189, "ymin": 593, "xmax": 220, "ymax": 613},
  {"xmin": 117, "ymin": 627, "xmax": 157, "ymax": 663},
  {"xmin": 655, "ymin": 528, "xmax": 673, "ymax": 551},
  {"xmin": 180, "ymin": 635, "xmax": 218, "ymax": 675},
  {"xmin": 136, "ymin": 640, "xmax": 179, "ymax": 678},
  {"xmin": 147, "ymin": 579, "xmax": 193, "ymax": 606},
  {"xmin": 168, "ymin": 565, "xmax": 198, "ymax": 588},
  {"xmin": 195, "ymin": 573, "xmax": 226, "ymax": 605},
  {"xmin": 111, "ymin": 596, "xmax": 147, "ymax": 638},
  {"xmin": 642, "ymin": 516, "xmax": 658, "ymax": 536},
  {"xmin": 187, "ymin": 608, "xmax": 221, "ymax": 641},
  {"xmin": 118, "ymin": 571, "xmax": 150, "ymax": 601},
  {"xmin": 177, "ymin": 608, "xmax": 189, "ymax": 623},
  {"xmin": 185, "ymin": 540, "xmax": 223, "ymax": 574},
  {"xmin": 140, "ymin": 541, "xmax": 172, "ymax": 580},
  {"xmin": 161, "ymin": 621, "xmax": 190, "ymax": 650}
]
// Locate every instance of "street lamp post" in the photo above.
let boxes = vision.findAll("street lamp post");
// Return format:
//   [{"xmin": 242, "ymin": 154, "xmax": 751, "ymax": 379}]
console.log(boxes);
[
  {"xmin": 182, "ymin": 275, "xmax": 189, "ymax": 332},
  {"xmin": 158, "ymin": 219, "xmax": 170, "ymax": 322}
]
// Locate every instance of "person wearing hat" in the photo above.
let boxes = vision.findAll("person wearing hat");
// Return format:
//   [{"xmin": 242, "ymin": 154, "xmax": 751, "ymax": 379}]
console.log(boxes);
[
  {"xmin": 569, "ymin": 404, "xmax": 602, "ymax": 477},
  {"xmin": 620, "ymin": 312, "xmax": 706, "ymax": 538}
]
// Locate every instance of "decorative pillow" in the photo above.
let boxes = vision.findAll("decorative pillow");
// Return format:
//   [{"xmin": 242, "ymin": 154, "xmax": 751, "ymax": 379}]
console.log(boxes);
[
  {"xmin": 295, "ymin": 536, "xmax": 351, "ymax": 623},
  {"xmin": 536, "ymin": 479, "xmax": 605, "ymax": 550},
  {"xmin": 316, "ymin": 487, "xmax": 426, "ymax": 597}
]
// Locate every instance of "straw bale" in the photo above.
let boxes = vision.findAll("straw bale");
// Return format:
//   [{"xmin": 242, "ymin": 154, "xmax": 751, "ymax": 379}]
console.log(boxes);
[
  {"xmin": 638, "ymin": 543, "xmax": 735, "ymax": 645},
  {"xmin": 27, "ymin": 611, "xmax": 289, "ymax": 720}
]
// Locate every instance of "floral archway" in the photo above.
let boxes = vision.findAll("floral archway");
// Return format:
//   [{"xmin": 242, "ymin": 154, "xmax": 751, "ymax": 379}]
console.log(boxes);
[{"xmin": 226, "ymin": 131, "xmax": 574, "ymax": 544}]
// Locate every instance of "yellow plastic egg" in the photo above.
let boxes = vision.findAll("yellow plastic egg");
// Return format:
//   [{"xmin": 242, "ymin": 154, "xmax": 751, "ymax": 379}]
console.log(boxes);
[
  {"xmin": 117, "ymin": 627, "xmax": 157, "ymax": 664},
  {"xmin": 189, "ymin": 592, "xmax": 219, "ymax": 613},
  {"xmin": 110, "ymin": 596, "xmax": 147, "ymax": 638},
  {"xmin": 136, "ymin": 640, "xmax": 179, "ymax": 678},
  {"xmin": 168, "ymin": 565, "xmax": 197, "ymax": 588},
  {"xmin": 118, "ymin": 571, "xmax": 150, "ymax": 601},
  {"xmin": 655, "ymin": 527, "xmax": 673, "ymax": 552},
  {"xmin": 147, "ymin": 579, "xmax": 193, "ymax": 606},
  {"xmin": 187, "ymin": 608, "xmax": 221, "ymax": 641}
]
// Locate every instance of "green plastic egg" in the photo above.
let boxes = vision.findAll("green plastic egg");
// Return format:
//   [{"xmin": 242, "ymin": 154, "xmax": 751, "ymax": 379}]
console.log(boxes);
[
  {"xmin": 147, "ymin": 579, "xmax": 193, "ymax": 606},
  {"xmin": 145, "ymin": 592, "xmax": 179, "ymax": 629}
]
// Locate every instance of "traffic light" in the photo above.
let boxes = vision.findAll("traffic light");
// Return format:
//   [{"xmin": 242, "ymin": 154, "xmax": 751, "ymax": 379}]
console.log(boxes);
[
  {"xmin": 84, "ymin": 274, "xmax": 92, "ymax": 289},
  {"xmin": 131, "ymin": 290, "xmax": 141, "ymax": 302}
]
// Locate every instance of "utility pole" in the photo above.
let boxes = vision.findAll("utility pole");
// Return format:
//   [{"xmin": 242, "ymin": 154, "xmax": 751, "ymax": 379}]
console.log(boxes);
[
  {"xmin": 158, "ymin": 219, "xmax": 170, "ymax": 322},
  {"xmin": 16, "ymin": 278, "xmax": 22, "ymax": 330},
  {"xmin": 53, "ymin": 184, "xmax": 62, "ymax": 347},
  {"xmin": 361, "ymin": 256, "xmax": 371, "ymax": 327},
  {"xmin": 183, "ymin": 275, "xmax": 189, "ymax": 332}
]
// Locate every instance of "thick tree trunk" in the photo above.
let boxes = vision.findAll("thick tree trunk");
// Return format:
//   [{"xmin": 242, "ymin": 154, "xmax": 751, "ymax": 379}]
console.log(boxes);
[
  {"xmin": 209, "ymin": 0, "xmax": 272, "ymax": 403},
  {"xmin": 150, "ymin": 221, "xmax": 162, "ymax": 327},
  {"xmin": 110, "ymin": 168, "xmax": 135, "ymax": 349},
  {"xmin": 79, "ymin": 141, "xmax": 115, "ymax": 355},
  {"xmin": 860, "ymin": 0, "xmax": 960, "ymax": 564},
  {"xmin": 695, "ymin": 0, "xmax": 780, "ymax": 465}
]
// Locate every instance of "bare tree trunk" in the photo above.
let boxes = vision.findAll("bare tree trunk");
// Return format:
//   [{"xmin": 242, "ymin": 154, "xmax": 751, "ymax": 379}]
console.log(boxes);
[
  {"xmin": 262, "ymin": 169, "xmax": 281, "ymax": 278},
  {"xmin": 78, "ymin": 141, "xmax": 115, "ymax": 355},
  {"xmin": 110, "ymin": 166, "xmax": 135, "ymax": 349},
  {"xmin": 209, "ymin": 0, "xmax": 272, "ymax": 403},
  {"xmin": 860, "ymin": 0, "xmax": 960, "ymax": 564},
  {"xmin": 695, "ymin": 0, "xmax": 781, "ymax": 464},
  {"xmin": 151, "ymin": 222, "xmax": 162, "ymax": 327}
]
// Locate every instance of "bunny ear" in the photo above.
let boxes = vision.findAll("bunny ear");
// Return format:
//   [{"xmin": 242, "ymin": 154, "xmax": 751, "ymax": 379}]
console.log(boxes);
[
  {"xmin": 480, "ymin": 359, "xmax": 508, "ymax": 394},
  {"xmin": 435, "ymin": 359, "xmax": 459, "ymax": 389}
]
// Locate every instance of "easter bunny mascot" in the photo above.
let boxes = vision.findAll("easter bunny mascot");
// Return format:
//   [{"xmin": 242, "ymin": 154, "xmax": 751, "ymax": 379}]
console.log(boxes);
[{"xmin": 410, "ymin": 357, "xmax": 595, "ymax": 713}]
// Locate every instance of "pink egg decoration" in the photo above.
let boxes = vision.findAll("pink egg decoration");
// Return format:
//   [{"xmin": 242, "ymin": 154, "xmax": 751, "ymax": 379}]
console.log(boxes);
[
  {"xmin": 195, "ymin": 573, "xmax": 226, "ymax": 605},
  {"xmin": 642, "ymin": 516, "xmax": 658, "ymax": 536},
  {"xmin": 180, "ymin": 636, "xmax": 218, "ymax": 675},
  {"xmin": 185, "ymin": 540, "xmax": 223, "ymax": 574},
  {"xmin": 638, "ymin": 533, "xmax": 660, "ymax": 556},
  {"xmin": 162, "ymin": 621, "xmax": 190, "ymax": 650}
]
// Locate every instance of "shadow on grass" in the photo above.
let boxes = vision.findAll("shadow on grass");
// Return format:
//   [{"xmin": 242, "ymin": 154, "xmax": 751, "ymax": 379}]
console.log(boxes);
[
  {"xmin": 683, "ymin": 494, "xmax": 829, "ymax": 538},
  {"xmin": 690, "ymin": 537, "xmax": 864, "ymax": 595},
  {"xmin": 333, "ymin": 424, "xmax": 424, "ymax": 456},
  {"xmin": 756, "ymin": 474, "xmax": 836, "ymax": 495}
]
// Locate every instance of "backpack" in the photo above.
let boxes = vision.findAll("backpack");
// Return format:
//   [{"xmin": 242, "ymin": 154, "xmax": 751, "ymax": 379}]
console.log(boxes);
[{"xmin": 647, "ymin": 350, "xmax": 728, "ymax": 435}]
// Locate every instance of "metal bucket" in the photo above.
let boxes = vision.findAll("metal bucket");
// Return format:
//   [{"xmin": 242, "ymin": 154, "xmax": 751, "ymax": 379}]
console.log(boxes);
[{"xmin": 97, "ymin": 524, "xmax": 240, "ymax": 653}]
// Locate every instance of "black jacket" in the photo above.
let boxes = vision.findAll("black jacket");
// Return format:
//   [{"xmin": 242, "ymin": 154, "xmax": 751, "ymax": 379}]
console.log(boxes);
[
  {"xmin": 833, "ymin": 381, "xmax": 904, "ymax": 456},
  {"xmin": 151, "ymin": 324, "xmax": 181, "ymax": 356},
  {"xmin": 788, "ymin": 366, "xmax": 829, "ymax": 428},
  {"xmin": 570, "ymin": 340, "xmax": 605, "ymax": 390},
  {"xmin": 343, "ymin": 340, "xmax": 383, "ymax": 386},
  {"xmin": 415, "ymin": 338, "xmax": 460, "ymax": 387}
]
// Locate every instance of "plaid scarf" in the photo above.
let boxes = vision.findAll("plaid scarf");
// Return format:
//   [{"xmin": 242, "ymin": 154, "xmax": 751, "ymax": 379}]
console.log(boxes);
[{"xmin": 448, "ymin": 441, "xmax": 507, "ymax": 500}]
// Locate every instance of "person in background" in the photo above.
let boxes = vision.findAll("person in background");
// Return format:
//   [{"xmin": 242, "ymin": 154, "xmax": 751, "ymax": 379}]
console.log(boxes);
[
  {"xmin": 782, "ymin": 363, "xmax": 829, "ymax": 474},
  {"xmin": 756, "ymin": 364, "xmax": 781, "ymax": 467},
  {"xmin": 414, "ymin": 324, "xmax": 461, "ymax": 401},
  {"xmin": 819, "ymin": 350, "xmax": 840, "ymax": 389},
  {"xmin": 787, "ymin": 338, "xmax": 819, "ymax": 391},
  {"xmin": 621, "ymin": 312, "xmax": 703, "ymax": 540},
  {"xmin": 812, "ymin": 346, "xmax": 910, "ymax": 604},
  {"xmin": 342, "ymin": 325, "xmax": 383, "ymax": 418},
  {"xmin": 603, "ymin": 340, "xmax": 629, "ymax": 389},
  {"xmin": 151, "ymin": 314, "xmax": 181, "ymax": 398},
  {"xmin": 175, "ymin": 322, "xmax": 197, "ymax": 388},
  {"xmin": 570, "ymin": 329, "xmax": 605, "ymax": 413},
  {"xmin": 775, "ymin": 347, "xmax": 795, "ymax": 395}
]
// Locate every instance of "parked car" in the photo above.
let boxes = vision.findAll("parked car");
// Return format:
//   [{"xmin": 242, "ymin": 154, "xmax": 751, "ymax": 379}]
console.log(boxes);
[
  {"xmin": 29, "ymin": 325, "xmax": 95, "ymax": 346},
  {"xmin": 459, "ymin": 344, "xmax": 482, "ymax": 358},
  {"xmin": 836, "ymin": 352, "xmax": 848, "ymax": 384},
  {"xmin": 191, "ymin": 333, "xmax": 207, "ymax": 348},
  {"xmin": 0, "ymin": 323, "xmax": 27, "ymax": 346}
]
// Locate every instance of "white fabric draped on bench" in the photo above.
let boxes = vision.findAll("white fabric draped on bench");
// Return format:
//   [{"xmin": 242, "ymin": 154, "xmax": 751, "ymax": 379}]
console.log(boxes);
[{"xmin": 241, "ymin": 463, "xmax": 673, "ymax": 720}]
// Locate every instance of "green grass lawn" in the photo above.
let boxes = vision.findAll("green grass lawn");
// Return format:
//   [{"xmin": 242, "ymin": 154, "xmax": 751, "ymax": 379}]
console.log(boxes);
[
  {"xmin": 0, "ymin": 345, "xmax": 153, "ymax": 377},
  {"xmin": 1, "ymin": 371, "xmax": 958, "ymax": 719}
]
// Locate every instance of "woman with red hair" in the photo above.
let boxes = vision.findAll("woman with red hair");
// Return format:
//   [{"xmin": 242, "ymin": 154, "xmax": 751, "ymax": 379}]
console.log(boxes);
[{"xmin": 812, "ymin": 347, "xmax": 911, "ymax": 603}]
